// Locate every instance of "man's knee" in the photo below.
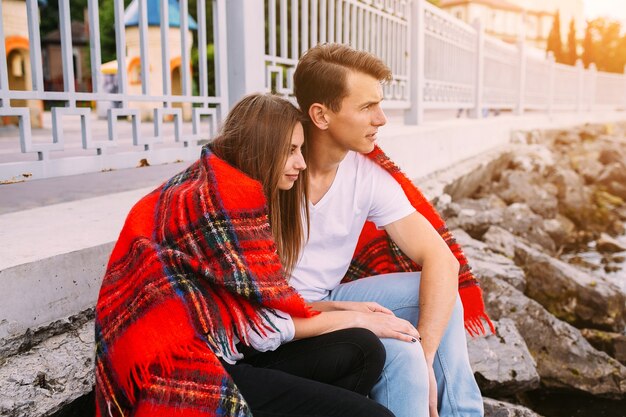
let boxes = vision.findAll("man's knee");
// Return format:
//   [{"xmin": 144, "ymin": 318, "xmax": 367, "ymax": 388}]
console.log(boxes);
[{"xmin": 381, "ymin": 338, "xmax": 429, "ymax": 385}]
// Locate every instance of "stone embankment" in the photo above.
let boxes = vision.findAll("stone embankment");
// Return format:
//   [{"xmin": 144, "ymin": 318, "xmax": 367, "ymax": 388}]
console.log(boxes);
[{"xmin": 447, "ymin": 122, "xmax": 626, "ymax": 415}]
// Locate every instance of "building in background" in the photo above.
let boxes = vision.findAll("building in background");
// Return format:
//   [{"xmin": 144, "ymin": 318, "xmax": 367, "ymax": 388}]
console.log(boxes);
[
  {"xmin": 42, "ymin": 19, "xmax": 92, "ymax": 93},
  {"xmin": 440, "ymin": 0, "xmax": 584, "ymax": 50},
  {"xmin": 1, "ymin": 0, "xmax": 45, "ymax": 128},
  {"xmin": 98, "ymin": 0, "xmax": 197, "ymax": 121}
]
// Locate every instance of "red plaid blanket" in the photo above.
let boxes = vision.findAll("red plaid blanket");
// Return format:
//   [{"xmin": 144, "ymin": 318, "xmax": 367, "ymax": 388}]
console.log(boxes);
[{"xmin": 95, "ymin": 146, "xmax": 314, "ymax": 417}]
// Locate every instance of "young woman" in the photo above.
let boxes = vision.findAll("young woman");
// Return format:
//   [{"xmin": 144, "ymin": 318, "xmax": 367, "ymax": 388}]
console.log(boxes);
[{"xmin": 94, "ymin": 94, "xmax": 394, "ymax": 417}]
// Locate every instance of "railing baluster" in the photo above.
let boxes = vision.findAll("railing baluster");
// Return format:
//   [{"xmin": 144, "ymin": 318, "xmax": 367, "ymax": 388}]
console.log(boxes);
[
  {"xmin": 198, "ymin": 0, "xmax": 208, "ymax": 98},
  {"xmin": 160, "ymin": 0, "xmax": 171, "ymax": 104},
  {"xmin": 113, "ymin": 0, "xmax": 127, "ymax": 101},
  {"xmin": 88, "ymin": 0, "xmax": 102, "ymax": 94},
  {"xmin": 280, "ymin": 0, "xmax": 288, "ymax": 58},
  {"xmin": 59, "ymin": 0, "xmax": 75, "ymax": 103},
  {"xmin": 180, "ymin": 0, "xmax": 191, "ymax": 96},
  {"xmin": 26, "ymin": 0, "xmax": 43, "ymax": 92},
  {"xmin": 0, "ymin": 0, "xmax": 10, "ymax": 107},
  {"xmin": 138, "ymin": 0, "xmax": 150, "ymax": 95}
]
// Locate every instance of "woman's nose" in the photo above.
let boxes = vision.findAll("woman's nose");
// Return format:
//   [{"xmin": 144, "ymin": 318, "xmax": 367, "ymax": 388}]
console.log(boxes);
[{"xmin": 295, "ymin": 154, "xmax": 306, "ymax": 170}]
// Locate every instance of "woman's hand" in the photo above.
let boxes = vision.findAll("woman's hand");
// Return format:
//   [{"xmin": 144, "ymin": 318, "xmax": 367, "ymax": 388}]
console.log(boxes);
[
  {"xmin": 353, "ymin": 311, "xmax": 420, "ymax": 343},
  {"xmin": 293, "ymin": 310, "xmax": 420, "ymax": 343},
  {"xmin": 336, "ymin": 301, "xmax": 394, "ymax": 315}
]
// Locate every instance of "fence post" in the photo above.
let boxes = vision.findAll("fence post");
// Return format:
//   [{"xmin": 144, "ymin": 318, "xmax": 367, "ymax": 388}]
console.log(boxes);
[
  {"xmin": 588, "ymin": 62, "xmax": 597, "ymax": 111},
  {"xmin": 547, "ymin": 51, "xmax": 555, "ymax": 117},
  {"xmin": 623, "ymin": 64, "xmax": 626, "ymax": 110},
  {"xmin": 469, "ymin": 18, "xmax": 484, "ymax": 119},
  {"xmin": 515, "ymin": 36, "xmax": 526, "ymax": 116},
  {"xmin": 225, "ymin": 0, "xmax": 265, "ymax": 108},
  {"xmin": 405, "ymin": 0, "xmax": 425, "ymax": 125},
  {"xmin": 575, "ymin": 59, "xmax": 584, "ymax": 113}
]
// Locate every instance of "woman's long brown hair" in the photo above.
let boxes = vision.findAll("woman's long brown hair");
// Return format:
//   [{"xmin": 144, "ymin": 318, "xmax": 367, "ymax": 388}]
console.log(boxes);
[{"xmin": 210, "ymin": 94, "xmax": 309, "ymax": 276}]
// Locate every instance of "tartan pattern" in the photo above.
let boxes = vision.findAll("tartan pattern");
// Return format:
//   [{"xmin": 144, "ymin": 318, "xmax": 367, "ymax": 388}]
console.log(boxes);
[
  {"xmin": 344, "ymin": 146, "xmax": 495, "ymax": 336},
  {"xmin": 95, "ymin": 146, "xmax": 314, "ymax": 417}
]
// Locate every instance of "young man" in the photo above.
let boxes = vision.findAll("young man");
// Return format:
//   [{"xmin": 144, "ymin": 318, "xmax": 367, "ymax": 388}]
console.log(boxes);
[{"xmin": 290, "ymin": 44, "xmax": 494, "ymax": 417}]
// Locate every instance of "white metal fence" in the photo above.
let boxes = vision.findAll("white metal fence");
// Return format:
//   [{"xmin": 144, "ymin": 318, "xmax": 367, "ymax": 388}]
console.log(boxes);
[{"xmin": 1, "ymin": 0, "xmax": 625, "ymax": 180}]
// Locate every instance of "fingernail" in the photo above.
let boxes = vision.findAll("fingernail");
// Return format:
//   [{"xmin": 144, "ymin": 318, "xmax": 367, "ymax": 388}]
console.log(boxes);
[{"xmin": 411, "ymin": 337, "xmax": 417, "ymax": 343}]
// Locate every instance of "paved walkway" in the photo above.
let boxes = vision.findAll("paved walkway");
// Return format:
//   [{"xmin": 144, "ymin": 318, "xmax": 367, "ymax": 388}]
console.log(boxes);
[{"xmin": 0, "ymin": 161, "xmax": 187, "ymax": 214}]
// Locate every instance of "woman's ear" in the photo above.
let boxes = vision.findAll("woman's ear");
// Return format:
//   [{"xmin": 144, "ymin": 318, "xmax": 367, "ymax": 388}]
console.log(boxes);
[{"xmin": 308, "ymin": 104, "xmax": 329, "ymax": 130}]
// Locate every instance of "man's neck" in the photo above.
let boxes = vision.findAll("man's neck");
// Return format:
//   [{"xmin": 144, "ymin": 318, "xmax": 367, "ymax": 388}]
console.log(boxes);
[{"xmin": 306, "ymin": 130, "xmax": 349, "ymax": 205}]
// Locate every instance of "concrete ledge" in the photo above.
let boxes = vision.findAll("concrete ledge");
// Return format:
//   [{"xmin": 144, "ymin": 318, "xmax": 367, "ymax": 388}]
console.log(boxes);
[{"xmin": 0, "ymin": 245, "xmax": 110, "ymax": 343}]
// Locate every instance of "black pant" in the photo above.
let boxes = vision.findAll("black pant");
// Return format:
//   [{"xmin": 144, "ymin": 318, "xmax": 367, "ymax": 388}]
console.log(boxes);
[{"xmin": 223, "ymin": 328, "xmax": 395, "ymax": 417}]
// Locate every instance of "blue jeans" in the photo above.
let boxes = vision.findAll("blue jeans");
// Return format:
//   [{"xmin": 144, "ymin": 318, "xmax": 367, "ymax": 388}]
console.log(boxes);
[{"xmin": 324, "ymin": 272, "xmax": 483, "ymax": 417}]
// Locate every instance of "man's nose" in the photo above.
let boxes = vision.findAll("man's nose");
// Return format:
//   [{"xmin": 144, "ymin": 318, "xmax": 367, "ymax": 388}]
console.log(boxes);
[{"xmin": 373, "ymin": 106, "xmax": 387, "ymax": 126}]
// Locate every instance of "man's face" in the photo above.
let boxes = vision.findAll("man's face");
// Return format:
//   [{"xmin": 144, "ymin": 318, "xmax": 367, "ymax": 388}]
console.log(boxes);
[{"xmin": 325, "ymin": 71, "xmax": 387, "ymax": 154}]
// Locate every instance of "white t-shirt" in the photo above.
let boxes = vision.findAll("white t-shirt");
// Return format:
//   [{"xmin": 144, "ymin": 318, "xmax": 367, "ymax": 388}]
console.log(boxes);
[{"xmin": 289, "ymin": 151, "xmax": 416, "ymax": 301}]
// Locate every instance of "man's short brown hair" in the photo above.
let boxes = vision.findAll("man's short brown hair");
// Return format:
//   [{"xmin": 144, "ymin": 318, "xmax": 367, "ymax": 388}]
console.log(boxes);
[{"xmin": 293, "ymin": 43, "xmax": 392, "ymax": 117}]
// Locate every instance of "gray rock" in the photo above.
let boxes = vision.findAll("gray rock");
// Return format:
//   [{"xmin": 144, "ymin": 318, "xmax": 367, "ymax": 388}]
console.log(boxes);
[
  {"xmin": 483, "ymin": 225, "xmax": 517, "ymax": 259},
  {"xmin": 468, "ymin": 319, "xmax": 540, "ymax": 396},
  {"xmin": 482, "ymin": 276, "xmax": 626, "ymax": 398},
  {"xmin": 542, "ymin": 215, "xmax": 576, "ymax": 249},
  {"xmin": 502, "ymin": 204, "xmax": 555, "ymax": 252},
  {"xmin": 598, "ymin": 146, "xmax": 626, "ymax": 166},
  {"xmin": 514, "ymin": 241, "xmax": 626, "ymax": 332},
  {"xmin": 554, "ymin": 131, "xmax": 581, "ymax": 147},
  {"xmin": 549, "ymin": 169, "xmax": 594, "ymax": 225},
  {"xmin": 510, "ymin": 130, "xmax": 543, "ymax": 145},
  {"xmin": 578, "ymin": 124, "xmax": 607, "ymax": 141},
  {"xmin": 483, "ymin": 398, "xmax": 543, "ymax": 417},
  {"xmin": 574, "ymin": 156, "xmax": 605, "ymax": 184},
  {"xmin": 596, "ymin": 233, "xmax": 626, "ymax": 253},
  {"xmin": 581, "ymin": 328, "xmax": 626, "ymax": 366},
  {"xmin": 509, "ymin": 144, "xmax": 555, "ymax": 176},
  {"xmin": 449, "ymin": 202, "xmax": 555, "ymax": 251},
  {"xmin": 0, "ymin": 319, "xmax": 94, "ymax": 417},
  {"xmin": 493, "ymin": 170, "xmax": 558, "ymax": 219},
  {"xmin": 447, "ymin": 206, "xmax": 504, "ymax": 239},
  {"xmin": 598, "ymin": 163, "xmax": 626, "ymax": 199},
  {"xmin": 454, "ymin": 228, "xmax": 526, "ymax": 291},
  {"xmin": 455, "ymin": 195, "xmax": 508, "ymax": 212}
]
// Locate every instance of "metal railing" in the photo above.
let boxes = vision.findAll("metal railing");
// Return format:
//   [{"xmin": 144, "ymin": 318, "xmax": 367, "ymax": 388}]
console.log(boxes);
[
  {"xmin": 0, "ymin": 0, "xmax": 227, "ymax": 180},
  {"xmin": 1, "ymin": 0, "xmax": 625, "ymax": 181}
]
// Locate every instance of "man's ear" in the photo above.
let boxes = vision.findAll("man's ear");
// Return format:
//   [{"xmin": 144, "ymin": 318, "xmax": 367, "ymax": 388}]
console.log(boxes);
[{"xmin": 308, "ymin": 103, "xmax": 329, "ymax": 130}]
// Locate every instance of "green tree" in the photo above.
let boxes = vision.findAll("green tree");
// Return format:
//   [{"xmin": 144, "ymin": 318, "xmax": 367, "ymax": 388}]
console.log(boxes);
[
  {"xmin": 39, "ymin": 0, "xmax": 90, "ymax": 37},
  {"xmin": 581, "ymin": 21, "xmax": 595, "ymax": 68},
  {"xmin": 98, "ymin": 0, "xmax": 134, "ymax": 63},
  {"xmin": 547, "ymin": 10, "xmax": 564, "ymax": 63},
  {"xmin": 566, "ymin": 18, "xmax": 577, "ymax": 65},
  {"xmin": 586, "ymin": 18, "xmax": 625, "ymax": 73}
]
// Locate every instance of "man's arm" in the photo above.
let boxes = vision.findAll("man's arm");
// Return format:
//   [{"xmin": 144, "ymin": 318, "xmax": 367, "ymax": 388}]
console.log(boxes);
[
  {"xmin": 383, "ymin": 211, "xmax": 459, "ymax": 360},
  {"xmin": 384, "ymin": 211, "xmax": 459, "ymax": 417}
]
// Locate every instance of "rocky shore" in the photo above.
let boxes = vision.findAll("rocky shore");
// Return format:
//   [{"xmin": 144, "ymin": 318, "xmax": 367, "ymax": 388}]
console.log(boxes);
[{"xmin": 444, "ymin": 122, "xmax": 626, "ymax": 416}]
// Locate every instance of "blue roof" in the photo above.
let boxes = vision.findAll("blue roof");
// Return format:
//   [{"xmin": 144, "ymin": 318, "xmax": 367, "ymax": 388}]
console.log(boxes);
[{"xmin": 124, "ymin": 0, "xmax": 198, "ymax": 30}]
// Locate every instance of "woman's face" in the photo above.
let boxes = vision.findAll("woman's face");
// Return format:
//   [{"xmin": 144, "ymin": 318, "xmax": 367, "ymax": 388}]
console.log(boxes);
[{"xmin": 277, "ymin": 122, "xmax": 306, "ymax": 190}]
